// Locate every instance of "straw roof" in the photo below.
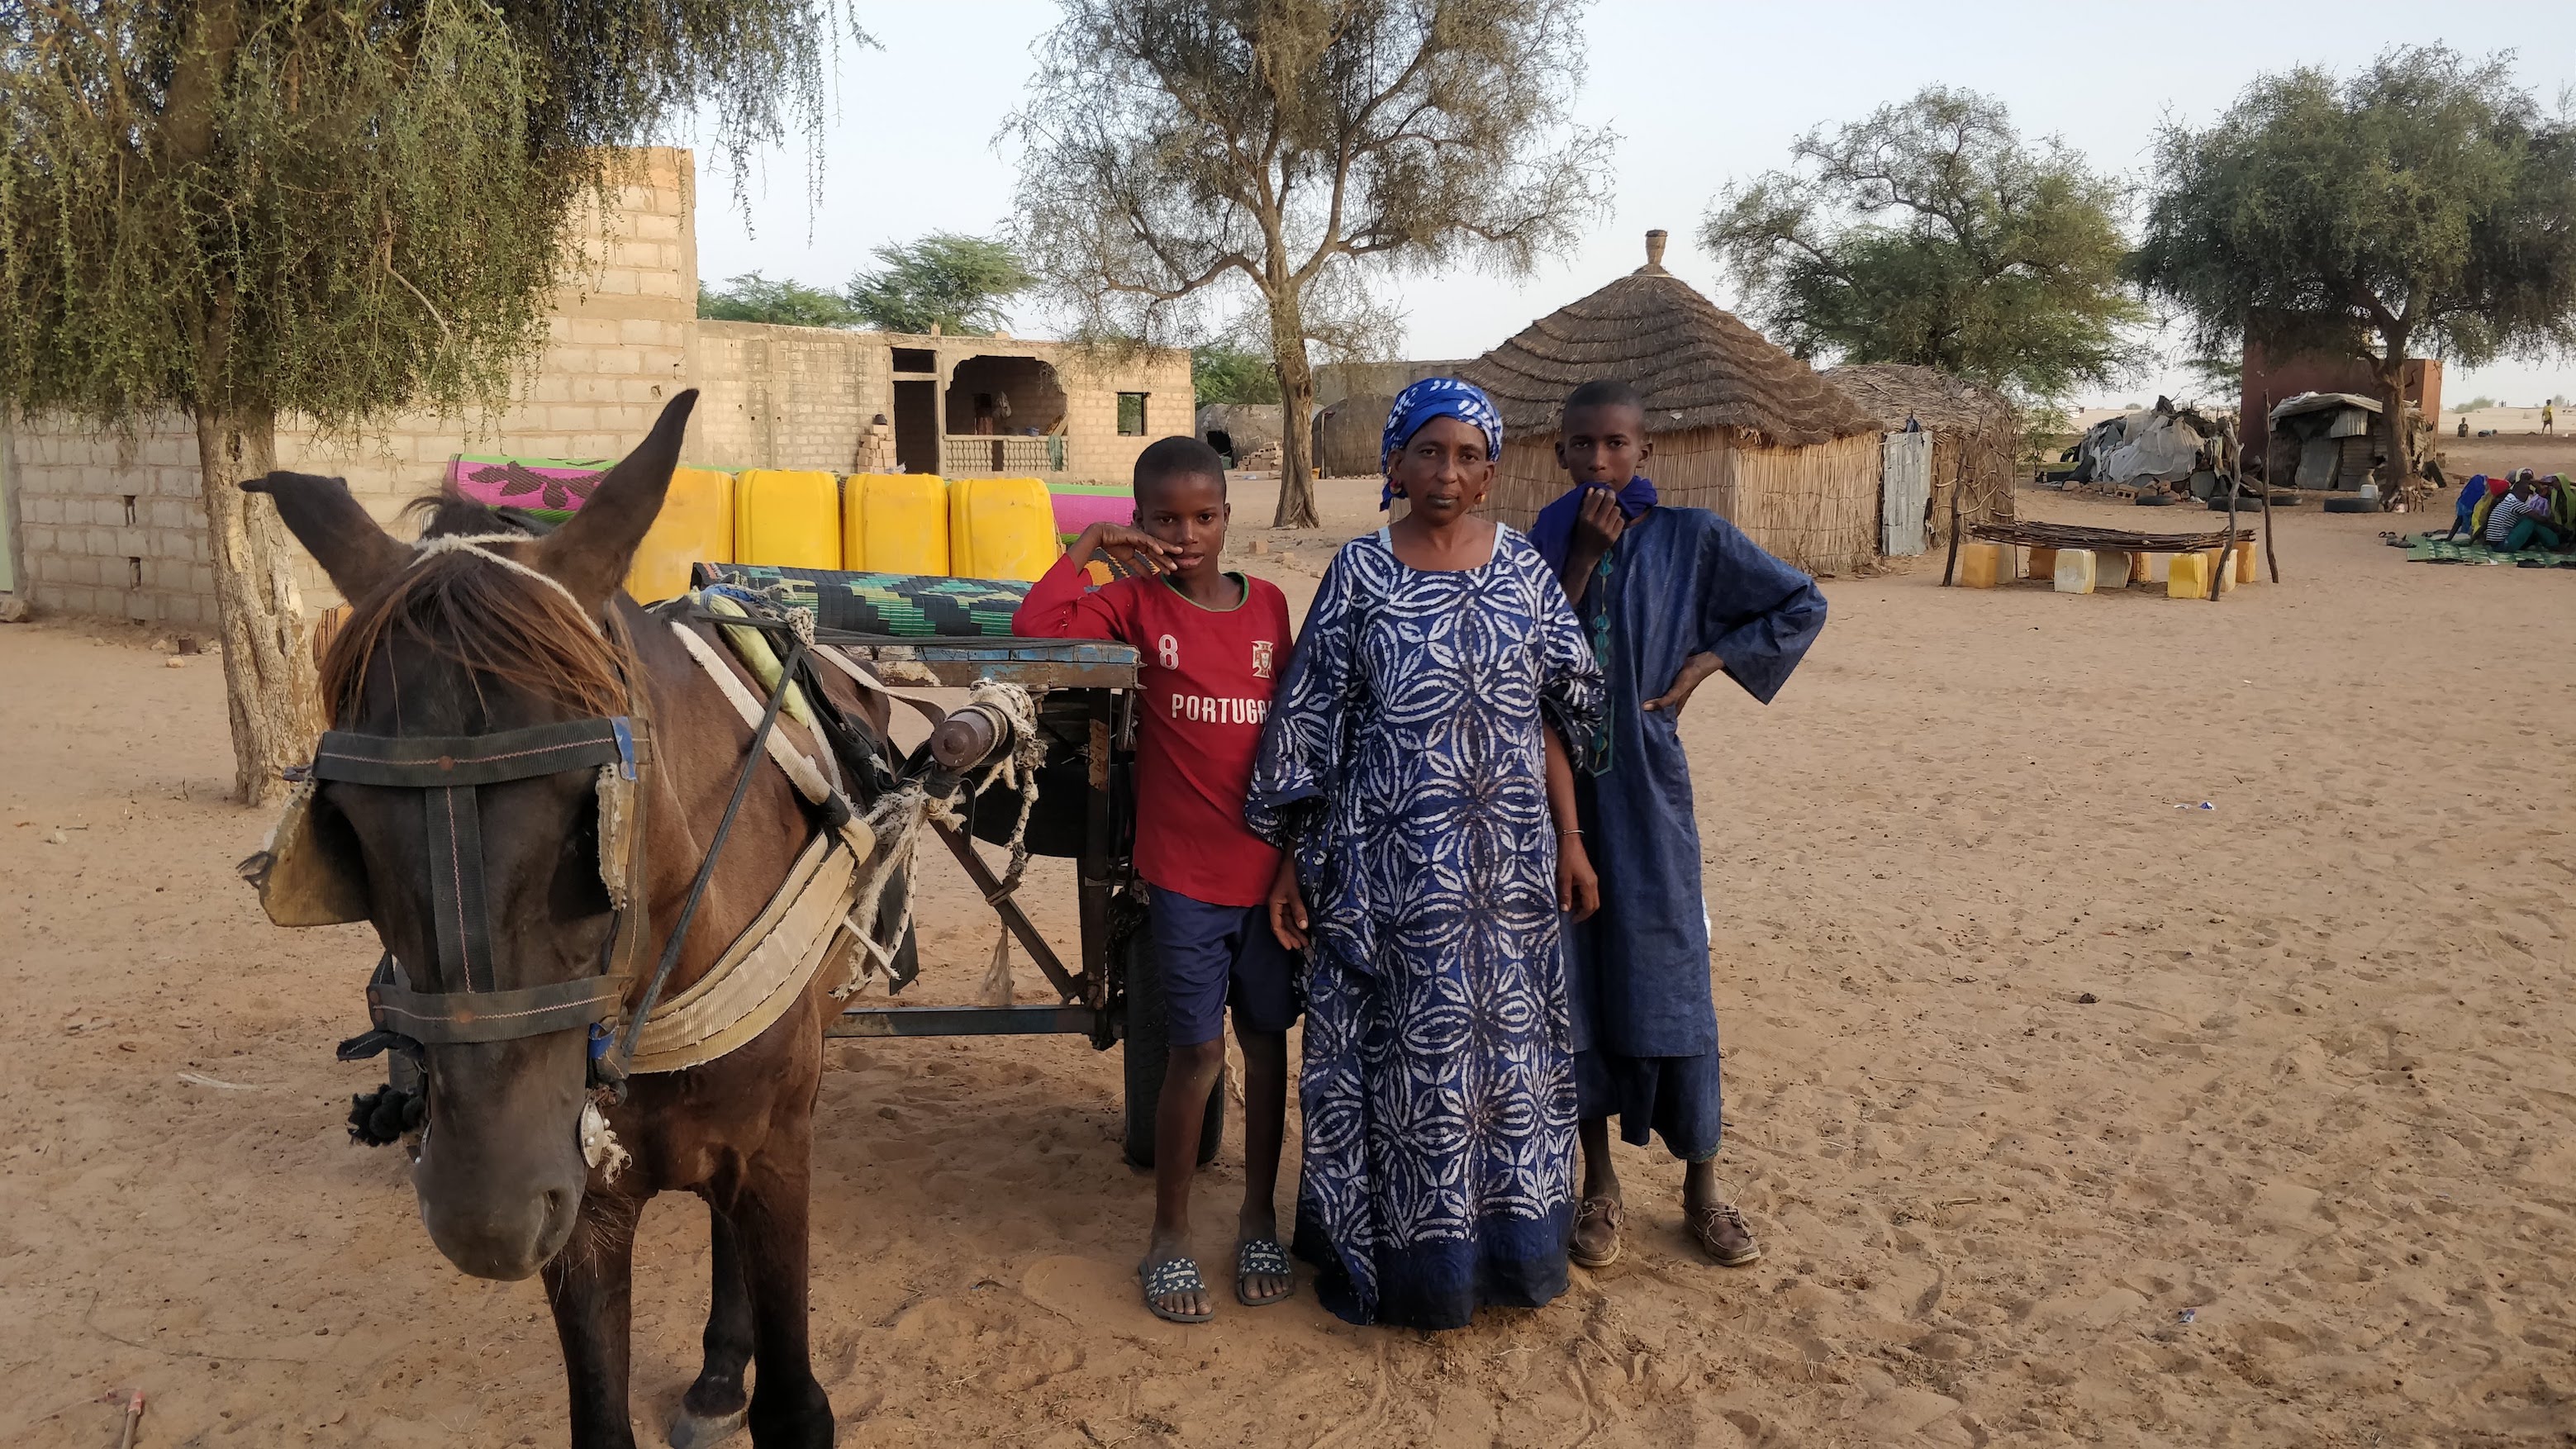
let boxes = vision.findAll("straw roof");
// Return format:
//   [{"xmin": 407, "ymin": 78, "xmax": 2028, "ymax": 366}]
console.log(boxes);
[
  {"xmin": 1457, "ymin": 230, "xmax": 1880, "ymax": 449},
  {"xmin": 1823, "ymin": 363, "xmax": 2017, "ymax": 438}
]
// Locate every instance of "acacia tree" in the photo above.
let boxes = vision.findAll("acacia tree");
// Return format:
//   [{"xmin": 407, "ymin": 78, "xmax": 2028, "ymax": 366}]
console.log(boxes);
[
  {"xmin": 1193, "ymin": 341, "xmax": 1283, "ymax": 406},
  {"xmin": 846, "ymin": 232, "xmax": 1034, "ymax": 335},
  {"xmin": 0, "ymin": 2, "xmax": 850, "ymax": 802},
  {"xmin": 1702, "ymin": 86, "xmax": 2141, "ymax": 406},
  {"xmin": 2135, "ymin": 46, "xmax": 2576, "ymax": 501},
  {"xmin": 700, "ymin": 273, "xmax": 865, "ymax": 327},
  {"xmin": 1007, "ymin": 0, "xmax": 1608, "ymax": 527}
]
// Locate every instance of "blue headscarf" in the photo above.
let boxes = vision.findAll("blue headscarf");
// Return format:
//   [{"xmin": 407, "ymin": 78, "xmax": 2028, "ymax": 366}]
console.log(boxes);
[{"xmin": 1379, "ymin": 377, "xmax": 1504, "ymax": 510}]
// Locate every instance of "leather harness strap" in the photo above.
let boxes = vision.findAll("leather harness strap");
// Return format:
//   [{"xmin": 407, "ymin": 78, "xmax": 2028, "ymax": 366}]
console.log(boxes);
[{"xmin": 364, "ymin": 956, "xmax": 632, "ymax": 1045}]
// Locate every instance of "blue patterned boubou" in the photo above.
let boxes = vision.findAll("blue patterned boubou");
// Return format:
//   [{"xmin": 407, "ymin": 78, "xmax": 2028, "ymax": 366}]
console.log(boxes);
[{"xmin": 1248, "ymin": 525, "xmax": 1603, "ymax": 1328}]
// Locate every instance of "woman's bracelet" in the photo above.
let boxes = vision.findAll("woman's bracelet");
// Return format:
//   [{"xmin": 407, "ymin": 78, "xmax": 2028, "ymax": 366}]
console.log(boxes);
[{"xmin": 1557, "ymin": 828, "xmax": 1583, "ymax": 838}]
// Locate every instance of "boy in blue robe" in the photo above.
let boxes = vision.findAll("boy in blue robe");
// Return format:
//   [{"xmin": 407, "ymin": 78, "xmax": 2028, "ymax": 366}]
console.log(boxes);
[{"xmin": 1530, "ymin": 378, "xmax": 1827, "ymax": 1270}]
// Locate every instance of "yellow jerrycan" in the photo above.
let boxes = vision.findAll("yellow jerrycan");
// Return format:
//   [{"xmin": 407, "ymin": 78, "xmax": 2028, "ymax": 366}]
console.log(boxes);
[
  {"xmin": 625, "ymin": 466, "xmax": 735, "ymax": 601},
  {"xmin": 842, "ymin": 473, "xmax": 950, "ymax": 576},
  {"xmin": 734, "ymin": 468, "xmax": 842, "ymax": 570},
  {"xmin": 948, "ymin": 476, "xmax": 1059, "ymax": 581}
]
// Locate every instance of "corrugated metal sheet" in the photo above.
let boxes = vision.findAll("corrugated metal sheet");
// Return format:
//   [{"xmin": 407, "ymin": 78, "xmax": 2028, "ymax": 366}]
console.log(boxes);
[{"xmin": 1881, "ymin": 430, "xmax": 1932, "ymax": 556}]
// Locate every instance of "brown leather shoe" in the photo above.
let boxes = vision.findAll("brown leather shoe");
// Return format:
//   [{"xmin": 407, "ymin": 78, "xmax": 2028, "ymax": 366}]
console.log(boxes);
[
  {"xmin": 1687, "ymin": 1203, "xmax": 1761, "ymax": 1266},
  {"xmin": 1571, "ymin": 1195, "xmax": 1623, "ymax": 1268}
]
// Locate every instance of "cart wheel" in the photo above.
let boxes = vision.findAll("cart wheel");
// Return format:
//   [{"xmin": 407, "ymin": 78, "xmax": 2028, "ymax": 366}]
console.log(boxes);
[{"xmin": 1120, "ymin": 927, "xmax": 1224, "ymax": 1170}]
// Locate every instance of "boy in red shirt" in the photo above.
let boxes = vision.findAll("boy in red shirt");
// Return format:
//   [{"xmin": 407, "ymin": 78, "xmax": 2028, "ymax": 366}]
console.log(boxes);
[{"xmin": 1011, "ymin": 436, "xmax": 1296, "ymax": 1323}]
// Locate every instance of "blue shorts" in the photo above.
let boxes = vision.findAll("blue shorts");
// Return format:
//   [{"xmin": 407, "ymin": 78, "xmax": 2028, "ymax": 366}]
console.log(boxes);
[{"xmin": 1146, "ymin": 885, "xmax": 1299, "ymax": 1047}]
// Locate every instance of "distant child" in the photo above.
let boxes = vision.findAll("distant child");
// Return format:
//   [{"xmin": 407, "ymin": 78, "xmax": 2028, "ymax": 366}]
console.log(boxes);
[
  {"xmin": 1010, "ymin": 436, "xmax": 1297, "ymax": 1323},
  {"xmin": 1528, "ymin": 378, "xmax": 1827, "ymax": 1271}
]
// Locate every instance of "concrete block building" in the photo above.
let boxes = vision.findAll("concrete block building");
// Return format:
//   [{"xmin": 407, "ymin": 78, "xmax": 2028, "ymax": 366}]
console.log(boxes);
[{"xmin": 0, "ymin": 147, "xmax": 1186, "ymax": 623}]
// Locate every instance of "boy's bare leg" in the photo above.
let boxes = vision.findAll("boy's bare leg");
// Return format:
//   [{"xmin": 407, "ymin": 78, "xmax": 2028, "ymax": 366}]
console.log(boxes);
[
  {"xmin": 1234, "ymin": 1028, "xmax": 1292, "ymax": 1303},
  {"xmin": 1682, "ymin": 1156, "xmax": 1720, "ymax": 1214},
  {"xmin": 1572, "ymin": 1115, "xmax": 1623, "ymax": 1264},
  {"xmin": 1147, "ymin": 1038, "xmax": 1224, "ymax": 1319}
]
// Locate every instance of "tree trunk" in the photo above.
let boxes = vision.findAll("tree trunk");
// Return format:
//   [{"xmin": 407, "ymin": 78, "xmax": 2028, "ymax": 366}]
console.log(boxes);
[
  {"xmin": 2376, "ymin": 356, "xmax": 2411, "ymax": 513},
  {"xmin": 1267, "ymin": 296, "xmax": 1319, "ymax": 530},
  {"xmin": 192, "ymin": 405, "xmax": 319, "ymax": 805}
]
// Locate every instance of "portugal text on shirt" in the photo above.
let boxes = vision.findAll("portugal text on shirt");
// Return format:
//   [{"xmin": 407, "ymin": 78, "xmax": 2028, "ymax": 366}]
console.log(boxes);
[{"xmin": 1168, "ymin": 694, "xmax": 1272, "ymax": 725}]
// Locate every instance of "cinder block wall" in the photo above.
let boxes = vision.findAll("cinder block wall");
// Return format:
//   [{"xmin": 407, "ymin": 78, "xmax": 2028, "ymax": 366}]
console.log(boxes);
[
  {"xmin": 2, "ymin": 148, "xmax": 698, "ymax": 621},
  {"xmin": 1, "ymin": 146, "xmax": 1191, "ymax": 625},
  {"xmin": 692, "ymin": 322, "xmax": 886, "ymax": 473}
]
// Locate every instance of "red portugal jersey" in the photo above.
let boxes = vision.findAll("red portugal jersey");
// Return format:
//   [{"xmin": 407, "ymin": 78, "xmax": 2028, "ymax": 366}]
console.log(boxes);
[{"xmin": 1013, "ymin": 558, "xmax": 1292, "ymax": 905}]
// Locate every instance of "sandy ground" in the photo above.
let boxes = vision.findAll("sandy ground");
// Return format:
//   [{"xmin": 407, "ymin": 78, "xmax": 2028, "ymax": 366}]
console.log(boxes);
[
  {"xmin": 2435, "ymin": 432, "xmax": 2576, "ymax": 482},
  {"xmin": 5, "ymin": 480, "xmax": 2573, "ymax": 1448}
]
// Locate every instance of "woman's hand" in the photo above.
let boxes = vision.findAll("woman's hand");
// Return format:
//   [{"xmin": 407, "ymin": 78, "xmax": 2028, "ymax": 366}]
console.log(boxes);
[
  {"xmin": 1557, "ymin": 833, "xmax": 1599, "ymax": 921},
  {"xmin": 1267, "ymin": 855, "xmax": 1309, "ymax": 950}
]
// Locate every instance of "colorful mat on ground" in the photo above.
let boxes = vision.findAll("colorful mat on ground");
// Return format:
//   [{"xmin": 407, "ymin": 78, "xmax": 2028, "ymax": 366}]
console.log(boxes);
[
  {"xmin": 696, "ymin": 564, "xmax": 1031, "ymax": 637},
  {"xmin": 2400, "ymin": 534, "xmax": 2576, "ymax": 568}
]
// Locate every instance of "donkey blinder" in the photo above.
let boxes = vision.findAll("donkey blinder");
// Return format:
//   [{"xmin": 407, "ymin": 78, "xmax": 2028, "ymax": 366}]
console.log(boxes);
[
  {"xmin": 244, "ymin": 717, "xmax": 643, "ymax": 938},
  {"xmin": 242, "ymin": 717, "xmax": 648, "ymax": 1067}
]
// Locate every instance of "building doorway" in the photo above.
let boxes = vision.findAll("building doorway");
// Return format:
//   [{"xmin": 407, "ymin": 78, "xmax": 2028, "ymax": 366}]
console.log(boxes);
[{"xmin": 893, "ymin": 381, "xmax": 938, "ymax": 475}]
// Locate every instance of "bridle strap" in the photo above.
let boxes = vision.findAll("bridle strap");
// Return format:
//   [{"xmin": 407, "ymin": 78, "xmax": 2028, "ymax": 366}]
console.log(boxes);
[
  {"xmin": 366, "ymin": 955, "xmax": 628, "ymax": 1045},
  {"xmin": 426, "ymin": 784, "xmax": 492, "ymax": 991},
  {"xmin": 314, "ymin": 719, "xmax": 632, "ymax": 787}
]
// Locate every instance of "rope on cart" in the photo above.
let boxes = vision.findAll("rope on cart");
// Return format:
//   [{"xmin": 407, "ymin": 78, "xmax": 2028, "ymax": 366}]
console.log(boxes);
[{"xmin": 836, "ymin": 678, "xmax": 1047, "ymax": 1005}]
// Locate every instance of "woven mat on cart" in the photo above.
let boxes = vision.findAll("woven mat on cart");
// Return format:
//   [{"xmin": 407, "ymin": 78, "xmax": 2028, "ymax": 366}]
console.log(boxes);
[{"xmin": 694, "ymin": 564, "xmax": 1033, "ymax": 637}]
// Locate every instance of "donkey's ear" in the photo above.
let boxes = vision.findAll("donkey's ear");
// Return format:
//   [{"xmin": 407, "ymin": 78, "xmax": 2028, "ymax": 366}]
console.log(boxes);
[
  {"xmin": 240, "ymin": 473, "xmax": 408, "ymax": 602},
  {"xmin": 537, "ymin": 389, "xmax": 697, "ymax": 612}
]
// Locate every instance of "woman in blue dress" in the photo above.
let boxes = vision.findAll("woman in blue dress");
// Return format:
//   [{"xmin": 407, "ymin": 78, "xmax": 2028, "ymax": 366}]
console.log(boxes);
[{"xmin": 1249, "ymin": 379, "xmax": 1604, "ymax": 1329}]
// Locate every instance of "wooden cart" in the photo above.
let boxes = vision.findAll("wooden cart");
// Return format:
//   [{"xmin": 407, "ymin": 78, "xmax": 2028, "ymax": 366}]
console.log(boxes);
[{"xmin": 815, "ymin": 632, "xmax": 1219, "ymax": 1166}]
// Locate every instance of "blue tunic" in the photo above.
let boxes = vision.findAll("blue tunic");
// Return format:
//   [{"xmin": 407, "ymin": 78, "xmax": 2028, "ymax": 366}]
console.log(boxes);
[
  {"xmin": 1248, "ymin": 525, "xmax": 1604, "ymax": 1329},
  {"xmin": 1554, "ymin": 506, "xmax": 1824, "ymax": 1156}
]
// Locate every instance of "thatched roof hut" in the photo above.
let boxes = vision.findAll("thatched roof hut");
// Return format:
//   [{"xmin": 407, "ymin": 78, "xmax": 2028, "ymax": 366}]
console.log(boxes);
[
  {"xmin": 1457, "ymin": 230, "xmax": 1884, "ymax": 575},
  {"xmin": 1824, "ymin": 363, "xmax": 2018, "ymax": 549}
]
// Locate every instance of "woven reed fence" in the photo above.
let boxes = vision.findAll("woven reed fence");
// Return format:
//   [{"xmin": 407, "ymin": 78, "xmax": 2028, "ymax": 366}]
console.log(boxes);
[{"xmin": 1489, "ymin": 426, "xmax": 1878, "ymax": 576}]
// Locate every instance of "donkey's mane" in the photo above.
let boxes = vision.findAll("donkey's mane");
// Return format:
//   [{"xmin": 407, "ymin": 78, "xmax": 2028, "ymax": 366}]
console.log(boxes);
[{"xmin": 316, "ymin": 495, "xmax": 632, "ymax": 728}]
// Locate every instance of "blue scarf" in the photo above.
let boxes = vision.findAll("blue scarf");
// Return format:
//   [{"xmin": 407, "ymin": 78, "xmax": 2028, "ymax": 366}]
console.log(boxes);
[
  {"xmin": 1530, "ymin": 476, "xmax": 1660, "ymax": 574},
  {"xmin": 1378, "ymin": 377, "xmax": 1504, "ymax": 510}
]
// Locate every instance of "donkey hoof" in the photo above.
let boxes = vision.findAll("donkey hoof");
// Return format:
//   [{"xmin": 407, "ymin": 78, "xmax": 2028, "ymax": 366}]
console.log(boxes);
[{"xmin": 667, "ymin": 1407, "xmax": 747, "ymax": 1449}]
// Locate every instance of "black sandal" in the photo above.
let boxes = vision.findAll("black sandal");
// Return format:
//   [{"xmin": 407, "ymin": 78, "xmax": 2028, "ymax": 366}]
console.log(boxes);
[
  {"xmin": 1138, "ymin": 1257, "xmax": 1214, "ymax": 1323},
  {"xmin": 1235, "ymin": 1238, "xmax": 1295, "ymax": 1307}
]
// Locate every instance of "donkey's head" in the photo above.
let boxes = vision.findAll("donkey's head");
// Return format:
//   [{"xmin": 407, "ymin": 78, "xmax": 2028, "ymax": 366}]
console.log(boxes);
[{"xmin": 250, "ymin": 391, "xmax": 695, "ymax": 1279}]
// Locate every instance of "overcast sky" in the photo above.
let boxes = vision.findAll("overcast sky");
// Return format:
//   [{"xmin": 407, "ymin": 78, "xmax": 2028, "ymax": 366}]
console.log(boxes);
[{"xmin": 692, "ymin": 1, "xmax": 2576, "ymax": 410}]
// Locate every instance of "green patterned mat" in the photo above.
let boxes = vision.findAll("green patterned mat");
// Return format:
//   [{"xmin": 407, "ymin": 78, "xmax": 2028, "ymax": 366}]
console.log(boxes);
[
  {"xmin": 698, "ymin": 564, "xmax": 1031, "ymax": 637},
  {"xmin": 2400, "ymin": 534, "xmax": 2576, "ymax": 567}
]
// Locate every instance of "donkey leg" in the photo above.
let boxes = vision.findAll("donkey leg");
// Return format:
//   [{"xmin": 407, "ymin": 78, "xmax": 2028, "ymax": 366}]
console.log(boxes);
[
  {"xmin": 668, "ymin": 1201, "xmax": 755, "ymax": 1449},
  {"xmin": 542, "ymin": 1200, "xmax": 641, "ymax": 1449},
  {"xmin": 732, "ymin": 1152, "xmax": 834, "ymax": 1447}
]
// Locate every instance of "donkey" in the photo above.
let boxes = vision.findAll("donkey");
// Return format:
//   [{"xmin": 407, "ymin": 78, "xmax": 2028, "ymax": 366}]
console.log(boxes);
[{"xmin": 248, "ymin": 390, "xmax": 877, "ymax": 1448}]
